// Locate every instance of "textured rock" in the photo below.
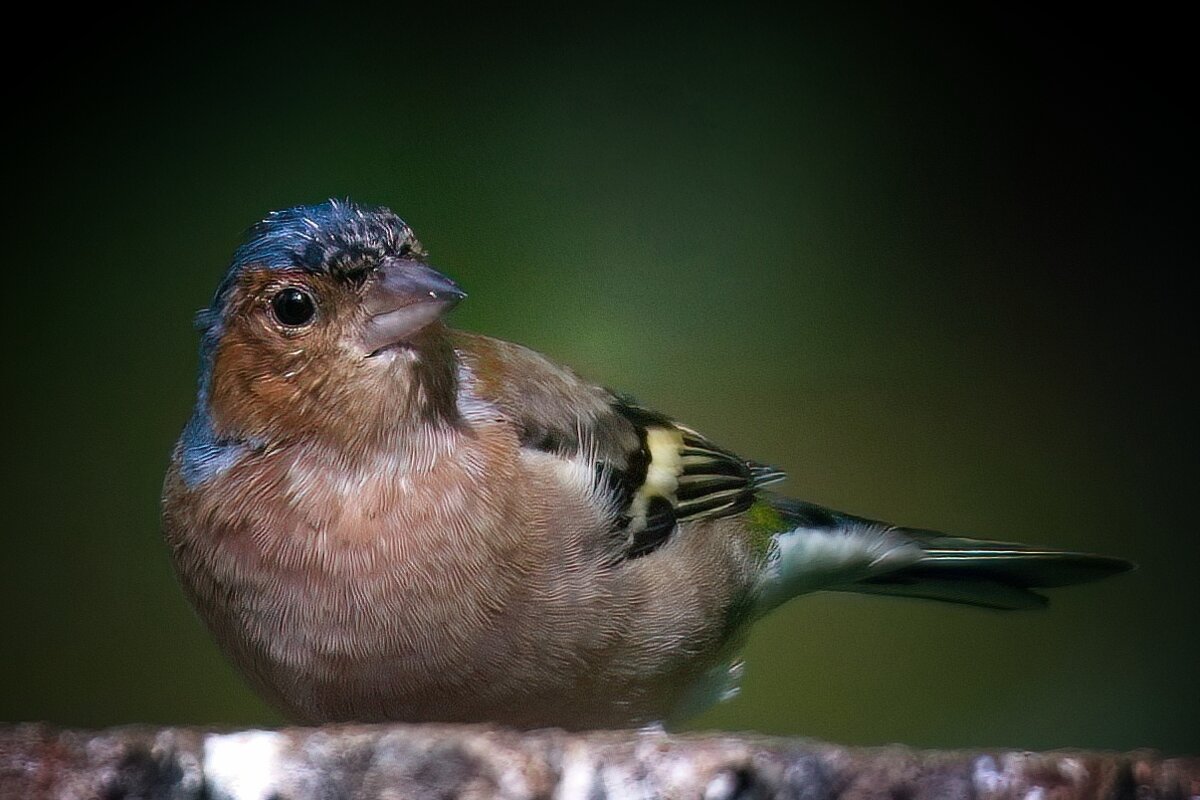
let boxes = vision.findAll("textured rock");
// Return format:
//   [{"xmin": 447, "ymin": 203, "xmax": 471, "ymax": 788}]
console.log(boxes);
[{"xmin": 1, "ymin": 723, "xmax": 1196, "ymax": 800}]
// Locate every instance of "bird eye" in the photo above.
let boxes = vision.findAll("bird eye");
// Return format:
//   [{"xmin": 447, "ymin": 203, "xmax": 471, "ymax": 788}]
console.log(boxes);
[{"xmin": 271, "ymin": 288, "xmax": 316, "ymax": 327}]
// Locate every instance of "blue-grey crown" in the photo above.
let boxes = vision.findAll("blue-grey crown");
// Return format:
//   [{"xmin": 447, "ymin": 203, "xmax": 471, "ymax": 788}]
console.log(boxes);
[{"xmin": 197, "ymin": 199, "xmax": 421, "ymax": 334}]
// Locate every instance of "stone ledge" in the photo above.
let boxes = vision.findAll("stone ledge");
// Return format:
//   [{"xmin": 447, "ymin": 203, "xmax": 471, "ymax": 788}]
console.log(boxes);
[{"xmin": 1, "ymin": 723, "xmax": 1196, "ymax": 800}]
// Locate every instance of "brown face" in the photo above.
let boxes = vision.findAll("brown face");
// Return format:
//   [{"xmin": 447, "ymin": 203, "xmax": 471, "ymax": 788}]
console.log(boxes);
[
  {"xmin": 207, "ymin": 267, "xmax": 372, "ymax": 445},
  {"xmin": 205, "ymin": 258, "xmax": 466, "ymax": 449}
]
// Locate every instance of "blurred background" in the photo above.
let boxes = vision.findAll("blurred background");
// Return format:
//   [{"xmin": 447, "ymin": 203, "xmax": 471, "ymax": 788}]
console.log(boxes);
[{"xmin": 4, "ymin": 7, "xmax": 1195, "ymax": 754}]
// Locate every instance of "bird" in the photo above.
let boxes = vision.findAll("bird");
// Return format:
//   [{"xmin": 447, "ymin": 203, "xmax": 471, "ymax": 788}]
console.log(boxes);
[{"xmin": 161, "ymin": 199, "xmax": 1132, "ymax": 731}]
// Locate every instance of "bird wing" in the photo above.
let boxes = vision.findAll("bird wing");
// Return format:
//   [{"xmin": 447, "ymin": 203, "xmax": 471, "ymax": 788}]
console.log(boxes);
[{"xmin": 452, "ymin": 332, "xmax": 783, "ymax": 559}]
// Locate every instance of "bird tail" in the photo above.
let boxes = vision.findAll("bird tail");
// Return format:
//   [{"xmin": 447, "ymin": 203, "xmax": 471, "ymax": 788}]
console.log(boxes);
[{"xmin": 754, "ymin": 497, "xmax": 1133, "ymax": 613}]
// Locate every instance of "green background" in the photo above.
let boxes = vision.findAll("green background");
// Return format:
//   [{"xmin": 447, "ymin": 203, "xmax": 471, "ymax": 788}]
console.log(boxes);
[{"xmin": 5, "ymin": 8, "xmax": 1195, "ymax": 753}]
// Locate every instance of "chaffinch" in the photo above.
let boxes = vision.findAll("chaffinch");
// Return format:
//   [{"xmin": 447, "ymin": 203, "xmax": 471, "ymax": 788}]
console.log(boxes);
[{"xmin": 161, "ymin": 200, "xmax": 1131, "ymax": 730}]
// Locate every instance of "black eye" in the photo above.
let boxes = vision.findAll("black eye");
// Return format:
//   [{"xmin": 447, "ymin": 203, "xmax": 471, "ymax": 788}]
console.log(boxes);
[{"xmin": 271, "ymin": 288, "xmax": 316, "ymax": 327}]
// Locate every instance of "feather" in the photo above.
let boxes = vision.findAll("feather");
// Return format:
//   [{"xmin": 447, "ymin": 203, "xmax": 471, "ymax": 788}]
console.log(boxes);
[
  {"xmin": 452, "ymin": 330, "xmax": 785, "ymax": 561},
  {"xmin": 757, "ymin": 497, "xmax": 1134, "ymax": 613}
]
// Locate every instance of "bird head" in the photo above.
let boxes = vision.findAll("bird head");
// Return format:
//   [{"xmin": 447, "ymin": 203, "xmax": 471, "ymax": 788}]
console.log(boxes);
[{"xmin": 194, "ymin": 199, "xmax": 466, "ymax": 449}]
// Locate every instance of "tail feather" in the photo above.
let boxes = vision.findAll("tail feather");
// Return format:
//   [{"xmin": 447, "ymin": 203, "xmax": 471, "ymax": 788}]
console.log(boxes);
[
  {"xmin": 909, "ymin": 532, "xmax": 1133, "ymax": 587},
  {"xmin": 831, "ymin": 576, "xmax": 1050, "ymax": 610},
  {"xmin": 756, "ymin": 497, "xmax": 1134, "ymax": 613}
]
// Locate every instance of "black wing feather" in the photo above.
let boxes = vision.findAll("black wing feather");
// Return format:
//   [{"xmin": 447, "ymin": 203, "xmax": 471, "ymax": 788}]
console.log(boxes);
[{"xmin": 453, "ymin": 335, "xmax": 783, "ymax": 562}]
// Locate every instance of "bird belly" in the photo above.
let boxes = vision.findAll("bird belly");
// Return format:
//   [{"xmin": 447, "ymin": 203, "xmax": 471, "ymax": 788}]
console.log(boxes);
[{"xmin": 162, "ymin": 437, "xmax": 759, "ymax": 728}]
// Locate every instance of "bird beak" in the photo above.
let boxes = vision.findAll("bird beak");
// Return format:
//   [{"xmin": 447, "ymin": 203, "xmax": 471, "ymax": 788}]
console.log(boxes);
[{"xmin": 361, "ymin": 258, "xmax": 466, "ymax": 354}]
